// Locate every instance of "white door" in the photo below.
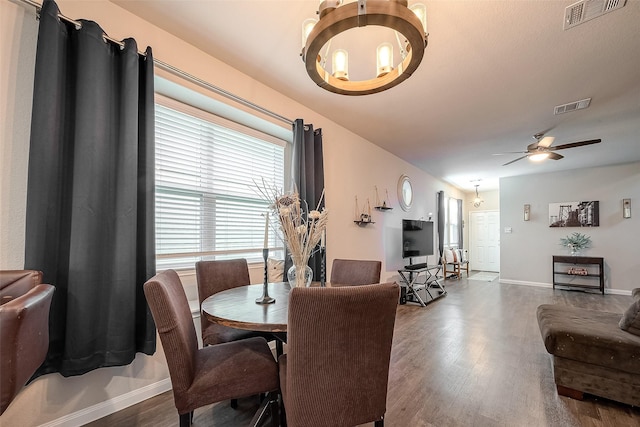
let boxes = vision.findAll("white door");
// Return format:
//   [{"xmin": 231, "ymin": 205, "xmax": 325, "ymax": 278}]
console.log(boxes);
[{"xmin": 470, "ymin": 211, "xmax": 500, "ymax": 272}]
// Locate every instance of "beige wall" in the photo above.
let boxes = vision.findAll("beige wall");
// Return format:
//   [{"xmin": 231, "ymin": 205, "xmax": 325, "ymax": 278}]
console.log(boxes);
[{"xmin": 1, "ymin": 1, "xmax": 462, "ymax": 425}]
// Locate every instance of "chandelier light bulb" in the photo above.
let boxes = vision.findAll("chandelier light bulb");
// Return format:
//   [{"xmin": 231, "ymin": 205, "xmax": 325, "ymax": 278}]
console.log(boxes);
[
  {"xmin": 301, "ymin": 18, "xmax": 318, "ymax": 49},
  {"xmin": 332, "ymin": 49, "xmax": 349, "ymax": 80},
  {"xmin": 409, "ymin": 3, "xmax": 427, "ymax": 34},
  {"xmin": 376, "ymin": 42, "xmax": 394, "ymax": 77}
]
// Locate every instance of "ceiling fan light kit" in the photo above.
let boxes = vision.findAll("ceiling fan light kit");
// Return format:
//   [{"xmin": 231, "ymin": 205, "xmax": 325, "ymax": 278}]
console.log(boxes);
[
  {"xmin": 501, "ymin": 132, "xmax": 602, "ymax": 166},
  {"xmin": 301, "ymin": 0, "xmax": 428, "ymax": 95}
]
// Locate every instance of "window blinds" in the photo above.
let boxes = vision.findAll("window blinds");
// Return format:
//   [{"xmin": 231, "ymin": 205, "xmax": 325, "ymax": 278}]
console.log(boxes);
[{"xmin": 155, "ymin": 101, "xmax": 285, "ymax": 270}]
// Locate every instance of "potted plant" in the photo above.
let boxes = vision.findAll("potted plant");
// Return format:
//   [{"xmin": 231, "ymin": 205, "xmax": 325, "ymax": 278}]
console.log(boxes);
[{"xmin": 560, "ymin": 232, "xmax": 591, "ymax": 256}]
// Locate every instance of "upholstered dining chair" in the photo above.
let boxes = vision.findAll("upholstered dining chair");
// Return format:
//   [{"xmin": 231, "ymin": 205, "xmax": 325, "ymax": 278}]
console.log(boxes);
[
  {"xmin": 144, "ymin": 269, "xmax": 279, "ymax": 427},
  {"xmin": 330, "ymin": 258, "xmax": 382, "ymax": 286},
  {"xmin": 0, "ymin": 270, "xmax": 54, "ymax": 415},
  {"xmin": 279, "ymin": 282, "xmax": 400, "ymax": 427},
  {"xmin": 196, "ymin": 259, "xmax": 264, "ymax": 346}
]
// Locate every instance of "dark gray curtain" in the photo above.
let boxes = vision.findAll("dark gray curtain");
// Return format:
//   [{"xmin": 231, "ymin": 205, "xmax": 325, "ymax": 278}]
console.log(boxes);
[
  {"xmin": 436, "ymin": 191, "xmax": 445, "ymax": 260},
  {"xmin": 457, "ymin": 198, "xmax": 463, "ymax": 249},
  {"xmin": 285, "ymin": 119, "xmax": 325, "ymax": 280},
  {"xmin": 24, "ymin": 0, "xmax": 156, "ymax": 377}
]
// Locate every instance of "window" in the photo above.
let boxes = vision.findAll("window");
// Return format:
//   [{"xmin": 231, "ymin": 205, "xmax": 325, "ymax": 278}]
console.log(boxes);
[
  {"xmin": 445, "ymin": 197, "xmax": 461, "ymax": 248},
  {"xmin": 155, "ymin": 97, "xmax": 285, "ymax": 270}
]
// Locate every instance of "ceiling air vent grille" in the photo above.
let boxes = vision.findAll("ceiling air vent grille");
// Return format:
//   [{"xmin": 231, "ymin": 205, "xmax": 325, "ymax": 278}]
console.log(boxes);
[
  {"xmin": 554, "ymin": 98, "xmax": 591, "ymax": 115},
  {"xmin": 564, "ymin": 0, "xmax": 627, "ymax": 30}
]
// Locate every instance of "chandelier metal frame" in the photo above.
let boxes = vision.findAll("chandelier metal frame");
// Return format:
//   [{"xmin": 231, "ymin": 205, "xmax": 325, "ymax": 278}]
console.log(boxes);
[{"xmin": 301, "ymin": 0, "xmax": 428, "ymax": 96}]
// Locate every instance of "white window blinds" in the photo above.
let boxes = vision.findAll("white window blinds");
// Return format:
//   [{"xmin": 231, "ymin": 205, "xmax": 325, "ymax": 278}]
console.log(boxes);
[{"xmin": 155, "ymin": 99, "xmax": 285, "ymax": 270}]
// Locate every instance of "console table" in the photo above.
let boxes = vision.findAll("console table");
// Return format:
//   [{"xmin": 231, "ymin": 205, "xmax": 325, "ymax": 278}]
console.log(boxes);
[
  {"xmin": 552, "ymin": 255, "xmax": 604, "ymax": 295},
  {"xmin": 397, "ymin": 265, "xmax": 446, "ymax": 307}
]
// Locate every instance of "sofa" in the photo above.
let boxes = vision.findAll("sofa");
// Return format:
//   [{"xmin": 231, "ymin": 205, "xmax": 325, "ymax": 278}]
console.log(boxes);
[
  {"xmin": 0, "ymin": 270, "xmax": 54, "ymax": 414},
  {"xmin": 537, "ymin": 295, "xmax": 640, "ymax": 406}
]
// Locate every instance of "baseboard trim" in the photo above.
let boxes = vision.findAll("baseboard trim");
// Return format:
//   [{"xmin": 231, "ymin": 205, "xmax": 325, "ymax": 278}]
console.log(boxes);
[
  {"xmin": 39, "ymin": 378, "xmax": 172, "ymax": 427},
  {"xmin": 499, "ymin": 279, "xmax": 552, "ymax": 289},
  {"xmin": 498, "ymin": 279, "xmax": 631, "ymax": 295}
]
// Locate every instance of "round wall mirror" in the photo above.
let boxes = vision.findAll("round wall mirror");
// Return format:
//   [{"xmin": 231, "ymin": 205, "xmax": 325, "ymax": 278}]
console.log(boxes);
[{"xmin": 398, "ymin": 175, "xmax": 413, "ymax": 211}]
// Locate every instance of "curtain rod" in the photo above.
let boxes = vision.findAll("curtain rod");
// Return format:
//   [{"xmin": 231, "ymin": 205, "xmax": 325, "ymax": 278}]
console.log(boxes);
[{"xmin": 16, "ymin": 0, "xmax": 294, "ymax": 126}]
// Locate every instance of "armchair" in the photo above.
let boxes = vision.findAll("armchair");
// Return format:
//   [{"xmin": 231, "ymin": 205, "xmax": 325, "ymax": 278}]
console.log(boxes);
[{"xmin": 0, "ymin": 270, "xmax": 54, "ymax": 414}]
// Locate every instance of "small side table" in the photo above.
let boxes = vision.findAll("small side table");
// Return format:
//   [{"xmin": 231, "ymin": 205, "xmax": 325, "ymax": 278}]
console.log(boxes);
[{"xmin": 552, "ymin": 255, "xmax": 604, "ymax": 295}]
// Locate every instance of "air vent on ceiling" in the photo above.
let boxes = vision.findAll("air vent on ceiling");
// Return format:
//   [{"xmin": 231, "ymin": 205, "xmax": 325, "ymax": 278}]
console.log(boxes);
[
  {"xmin": 564, "ymin": 0, "xmax": 626, "ymax": 30},
  {"xmin": 554, "ymin": 98, "xmax": 591, "ymax": 115}
]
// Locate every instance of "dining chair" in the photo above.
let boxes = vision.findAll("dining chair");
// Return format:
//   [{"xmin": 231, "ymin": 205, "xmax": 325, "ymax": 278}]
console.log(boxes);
[
  {"xmin": 196, "ymin": 259, "xmax": 264, "ymax": 346},
  {"xmin": 329, "ymin": 258, "xmax": 382, "ymax": 286},
  {"xmin": 144, "ymin": 269, "xmax": 279, "ymax": 427},
  {"xmin": 279, "ymin": 282, "xmax": 400, "ymax": 427}
]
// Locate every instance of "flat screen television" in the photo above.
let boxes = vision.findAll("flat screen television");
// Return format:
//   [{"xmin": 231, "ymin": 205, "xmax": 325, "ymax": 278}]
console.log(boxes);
[{"xmin": 402, "ymin": 219, "xmax": 434, "ymax": 259}]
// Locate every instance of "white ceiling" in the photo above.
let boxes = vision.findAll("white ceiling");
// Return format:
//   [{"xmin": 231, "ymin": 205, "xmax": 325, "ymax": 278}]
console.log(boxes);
[{"xmin": 112, "ymin": 0, "xmax": 640, "ymax": 191}]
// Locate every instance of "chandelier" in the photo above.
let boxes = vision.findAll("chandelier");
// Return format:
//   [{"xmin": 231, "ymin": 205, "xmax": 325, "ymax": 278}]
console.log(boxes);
[
  {"xmin": 301, "ymin": 0, "xmax": 428, "ymax": 96},
  {"xmin": 472, "ymin": 185, "xmax": 484, "ymax": 208}
]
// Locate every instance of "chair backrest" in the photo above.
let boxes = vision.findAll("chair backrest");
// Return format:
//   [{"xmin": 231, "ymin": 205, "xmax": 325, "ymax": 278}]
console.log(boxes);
[
  {"xmin": 285, "ymin": 282, "xmax": 400, "ymax": 426},
  {"xmin": 329, "ymin": 259, "xmax": 382, "ymax": 286},
  {"xmin": 143, "ymin": 270, "xmax": 198, "ymax": 396},
  {"xmin": 0, "ymin": 270, "xmax": 54, "ymax": 414},
  {"xmin": 195, "ymin": 259, "xmax": 250, "ymax": 333},
  {"xmin": 195, "ymin": 259, "xmax": 250, "ymax": 304}
]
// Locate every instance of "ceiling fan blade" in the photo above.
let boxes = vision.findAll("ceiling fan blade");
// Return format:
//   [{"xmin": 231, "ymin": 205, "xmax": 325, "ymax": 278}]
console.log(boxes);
[
  {"xmin": 551, "ymin": 139, "xmax": 601, "ymax": 150},
  {"xmin": 492, "ymin": 151, "xmax": 528, "ymax": 155},
  {"xmin": 538, "ymin": 136, "xmax": 555, "ymax": 148},
  {"xmin": 527, "ymin": 142, "xmax": 540, "ymax": 151},
  {"xmin": 503, "ymin": 155, "xmax": 528, "ymax": 166},
  {"xmin": 548, "ymin": 152, "xmax": 564, "ymax": 160}
]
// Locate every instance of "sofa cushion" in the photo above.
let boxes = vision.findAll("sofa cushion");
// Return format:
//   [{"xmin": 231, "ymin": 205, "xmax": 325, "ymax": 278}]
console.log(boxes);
[
  {"xmin": 537, "ymin": 304, "xmax": 640, "ymax": 375},
  {"xmin": 619, "ymin": 300, "xmax": 640, "ymax": 336}
]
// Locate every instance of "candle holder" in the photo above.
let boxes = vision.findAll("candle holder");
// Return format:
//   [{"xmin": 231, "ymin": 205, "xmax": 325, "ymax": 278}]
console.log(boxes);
[
  {"xmin": 320, "ymin": 247, "xmax": 326, "ymax": 287},
  {"xmin": 256, "ymin": 248, "xmax": 275, "ymax": 304}
]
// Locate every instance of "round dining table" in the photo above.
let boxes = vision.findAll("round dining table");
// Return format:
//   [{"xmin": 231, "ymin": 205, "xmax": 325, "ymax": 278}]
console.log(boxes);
[{"xmin": 201, "ymin": 282, "xmax": 294, "ymax": 334}]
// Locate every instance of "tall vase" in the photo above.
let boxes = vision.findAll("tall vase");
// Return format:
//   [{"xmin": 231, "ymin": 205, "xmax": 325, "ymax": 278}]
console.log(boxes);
[{"xmin": 287, "ymin": 264, "xmax": 313, "ymax": 288}]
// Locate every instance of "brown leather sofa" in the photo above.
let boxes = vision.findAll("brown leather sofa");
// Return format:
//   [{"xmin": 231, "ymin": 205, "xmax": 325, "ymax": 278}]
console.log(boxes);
[{"xmin": 0, "ymin": 270, "xmax": 54, "ymax": 414}]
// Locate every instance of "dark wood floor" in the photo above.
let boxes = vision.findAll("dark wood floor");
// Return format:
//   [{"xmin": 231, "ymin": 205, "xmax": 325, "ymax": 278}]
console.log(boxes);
[{"xmin": 86, "ymin": 279, "xmax": 640, "ymax": 427}]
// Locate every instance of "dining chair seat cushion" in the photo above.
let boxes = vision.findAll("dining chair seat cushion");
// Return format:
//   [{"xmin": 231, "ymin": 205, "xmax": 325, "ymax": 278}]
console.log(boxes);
[
  {"xmin": 201, "ymin": 322, "xmax": 263, "ymax": 347},
  {"xmin": 174, "ymin": 337, "xmax": 279, "ymax": 414}
]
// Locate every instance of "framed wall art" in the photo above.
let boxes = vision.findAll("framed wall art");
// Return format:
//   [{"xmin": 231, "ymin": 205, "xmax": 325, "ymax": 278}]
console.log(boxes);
[{"xmin": 549, "ymin": 201, "xmax": 599, "ymax": 227}]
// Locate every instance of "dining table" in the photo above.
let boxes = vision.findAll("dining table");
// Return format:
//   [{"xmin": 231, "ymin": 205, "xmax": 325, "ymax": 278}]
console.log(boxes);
[
  {"xmin": 201, "ymin": 282, "xmax": 293, "ymax": 334},
  {"xmin": 201, "ymin": 281, "xmax": 332, "ymax": 355}
]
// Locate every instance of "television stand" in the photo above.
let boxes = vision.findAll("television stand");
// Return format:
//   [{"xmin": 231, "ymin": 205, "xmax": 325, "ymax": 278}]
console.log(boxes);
[{"xmin": 397, "ymin": 265, "xmax": 446, "ymax": 307}]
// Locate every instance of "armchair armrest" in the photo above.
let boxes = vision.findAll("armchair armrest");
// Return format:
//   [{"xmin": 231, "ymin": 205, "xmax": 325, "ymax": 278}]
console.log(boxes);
[{"xmin": 0, "ymin": 283, "xmax": 54, "ymax": 414}]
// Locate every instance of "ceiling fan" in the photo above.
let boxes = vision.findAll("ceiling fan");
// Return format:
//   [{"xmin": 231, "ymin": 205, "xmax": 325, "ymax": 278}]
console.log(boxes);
[{"xmin": 498, "ymin": 133, "xmax": 601, "ymax": 166}]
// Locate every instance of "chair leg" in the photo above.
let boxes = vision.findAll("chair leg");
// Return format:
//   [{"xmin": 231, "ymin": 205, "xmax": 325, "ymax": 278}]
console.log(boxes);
[
  {"xmin": 179, "ymin": 412, "xmax": 192, "ymax": 427},
  {"xmin": 230, "ymin": 398, "xmax": 238, "ymax": 409},
  {"xmin": 374, "ymin": 419, "xmax": 384, "ymax": 427},
  {"xmin": 249, "ymin": 391, "xmax": 278, "ymax": 427},
  {"xmin": 268, "ymin": 397, "xmax": 279, "ymax": 427}
]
